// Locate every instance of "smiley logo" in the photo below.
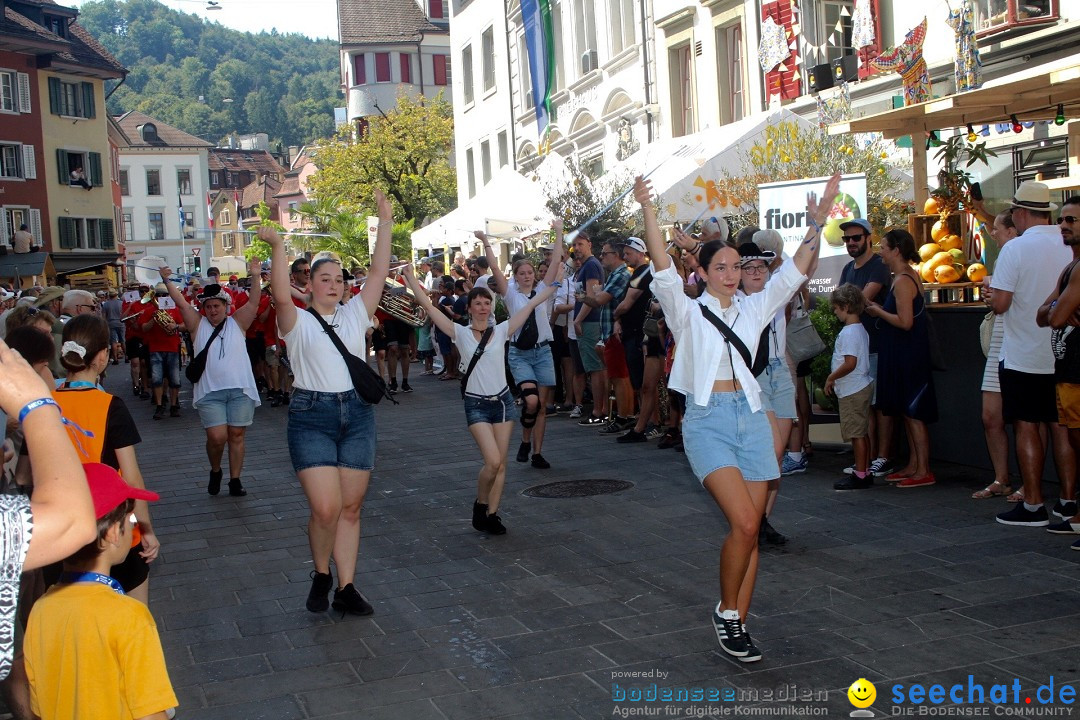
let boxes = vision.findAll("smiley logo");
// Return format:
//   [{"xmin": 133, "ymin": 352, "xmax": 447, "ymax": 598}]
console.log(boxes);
[{"xmin": 847, "ymin": 678, "xmax": 876, "ymax": 708}]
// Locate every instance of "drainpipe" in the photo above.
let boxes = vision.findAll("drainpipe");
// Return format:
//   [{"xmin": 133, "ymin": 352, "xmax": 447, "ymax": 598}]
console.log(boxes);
[
  {"xmin": 638, "ymin": 0, "xmax": 653, "ymax": 142},
  {"xmin": 503, "ymin": 0, "xmax": 518, "ymax": 168},
  {"xmin": 105, "ymin": 73, "xmax": 127, "ymax": 102},
  {"xmin": 416, "ymin": 30, "xmax": 426, "ymax": 96}
]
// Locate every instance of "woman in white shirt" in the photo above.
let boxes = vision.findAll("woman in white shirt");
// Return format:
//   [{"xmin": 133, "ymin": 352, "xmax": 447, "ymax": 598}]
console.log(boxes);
[
  {"xmin": 480, "ymin": 223, "xmax": 565, "ymax": 470},
  {"xmin": 160, "ymin": 260, "xmax": 263, "ymax": 498},
  {"xmin": 259, "ymin": 190, "xmax": 392, "ymax": 618},
  {"xmin": 634, "ymin": 173, "xmax": 840, "ymax": 664},
  {"xmin": 402, "ymin": 263, "xmax": 561, "ymax": 536}
]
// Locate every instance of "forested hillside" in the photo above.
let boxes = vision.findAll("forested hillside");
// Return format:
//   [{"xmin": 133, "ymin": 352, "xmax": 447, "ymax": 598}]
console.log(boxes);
[{"xmin": 77, "ymin": 0, "xmax": 340, "ymax": 148}]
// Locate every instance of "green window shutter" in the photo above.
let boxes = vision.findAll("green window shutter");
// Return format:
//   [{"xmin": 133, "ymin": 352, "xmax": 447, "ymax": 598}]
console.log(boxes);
[
  {"xmin": 59, "ymin": 217, "xmax": 76, "ymax": 249},
  {"xmin": 88, "ymin": 152, "xmax": 102, "ymax": 186},
  {"xmin": 48, "ymin": 77, "xmax": 61, "ymax": 114},
  {"xmin": 100, "ymin": 219, "xmax": 115, "ymax": 249},
  {"xmin": 81, "ymin": 82, "xmax": 95, "ymax": 118},
  {"xmin": 55, "ymin": 148, "xmax": 68, "ymax": 185}
]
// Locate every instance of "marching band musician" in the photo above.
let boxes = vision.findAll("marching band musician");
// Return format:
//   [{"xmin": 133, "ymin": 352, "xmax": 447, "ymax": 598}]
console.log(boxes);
[{"xmin": 139, "ymin": 283, "xmax": 184, "ymax": 420}]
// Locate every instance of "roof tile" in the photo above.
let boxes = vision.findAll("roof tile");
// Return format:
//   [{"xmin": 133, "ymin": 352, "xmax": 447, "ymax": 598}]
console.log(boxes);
[
  {"xmin": 115, "ymin": 110, "xmax": 213, "ymax": 148},
  {"xmin": 337, "ymin": 0, "xmax": 445, "ymax": 45}
]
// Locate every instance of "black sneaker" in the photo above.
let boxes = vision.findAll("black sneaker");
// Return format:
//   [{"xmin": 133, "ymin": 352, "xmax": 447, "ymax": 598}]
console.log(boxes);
[
  {"xmin": 578, "ymin": 415, "xmax": 606, "ymax": 426},
  {"xmin": 169, "ymin": 404, "xmax": 180, "ymax": 418},
  {"xmin": 400, "ymin": 380, "xmax": 413, "ymax": 393},
  {"xmin": 153, "ymin": 405, "xmax": 165, "ymax": 420},
  {"xmin": 306, "ymin": 570, "xmax": 333, "ymax": 612},
  {"xmin": 1052, "ymin": 499, "xmax": 1078, "ymax": 520},
  {"xmin": 387, "ymin": 379, "xmax": 398, "ymax": 393},
  {"xmin": 616, "ymin": 430, "xmax": 647, "ymax": 444},
  {"xmin": 484, "ymin": 513, "xmax": 507, "ymax": 535},
  {"xmin": 269, "ymin": 392, "xmax": 282, "ymax": 408},
  {"xmin": 139, "ymin": 390, "xmax": 150, "ymax": 400},
  {"xmin": 657, "ymin": 430, "xmax": 681, "ymax": 450},
  {"xmin": 281, "ymin": 391, "xmax": 290, "ymax": 405},
  {"xmin": 207, "ymin": 469, "xmax": 223, "ymax": 496},
  {"xmin": 228, "ymin": 478, "xmax": 247, "ymax": 497},
  {"xmin": 996, "ymin": 504, "xmax": 1049, "ymax": 527},
  {"xmin": 1046, "ymin": 519, "xmax": 1080, "ymax": 534},
  {"xmin": 545, "ymin": 404, "xmax": 558, "ymax": 415},
  {"xmin": 331, "ymin": 583, "xmax": 374, "ymax": 616},
  {"xmin": 132, "ymin": 385, "xmax": 141, "ymax": 397},
  {"xmin": 472, "ymin": 501, "xmax": 488, "ymax": 531},
  {"xmin": 741, "ymin": 626, "xmax": 763, "ymax": 663},
  {"xmin": 834, "ymin": 475, "xmax": 873, "ymax": 491},
  {"xmin": 531, "ymin": 453, "xmax": 550, "ymax": 469},
  {"xmin": 868, "ymin": 457, "xmax": 893, "ymax": 477},
  {"xmin": 516, "ymin": 442, "xmax": 531, "ymax": 463},
  {"xmin": 758, "ymin": 516, "xmax": 787, "ymax": 545},
  {"xmin": 712, "ymin": 608, "xmax": 749, "ymax": 657}
]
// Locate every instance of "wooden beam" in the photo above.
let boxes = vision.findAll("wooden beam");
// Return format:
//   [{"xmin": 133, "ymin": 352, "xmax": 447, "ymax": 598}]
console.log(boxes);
[{"xmin": 913, "ymin": 138, "xmax": 928, "ymax": 207}]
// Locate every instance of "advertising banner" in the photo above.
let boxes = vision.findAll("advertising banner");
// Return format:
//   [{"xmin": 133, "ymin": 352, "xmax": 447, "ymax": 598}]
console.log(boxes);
[{"xmin": 758, "ymin": 173, "xmax": 867, "ymax": 294}]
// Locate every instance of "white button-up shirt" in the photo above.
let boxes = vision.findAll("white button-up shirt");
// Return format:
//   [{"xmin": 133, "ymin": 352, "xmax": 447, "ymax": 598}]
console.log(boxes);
[{"xmin": 651, "ymin": 259, "xmax": 805, "ymax": 412}]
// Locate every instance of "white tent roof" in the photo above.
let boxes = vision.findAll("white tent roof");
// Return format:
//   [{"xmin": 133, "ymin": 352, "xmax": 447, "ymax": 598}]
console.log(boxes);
[
  {"xmin": 603, "ymin": 108, "xmax": 814, "ymax": 223},
  {"xmin": 412, "ymin": 168, "xmax": 553, "ymax": 251}
]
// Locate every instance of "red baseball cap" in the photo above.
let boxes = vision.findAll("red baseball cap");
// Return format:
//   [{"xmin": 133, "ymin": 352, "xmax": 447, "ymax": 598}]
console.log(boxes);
[
  {"xmin": 83, "ymin": 463, "xmax": 160, "ymax": 519},
  {"xmin": 229, "ymin": 274, "xmax": 239, "ymax": 281}
]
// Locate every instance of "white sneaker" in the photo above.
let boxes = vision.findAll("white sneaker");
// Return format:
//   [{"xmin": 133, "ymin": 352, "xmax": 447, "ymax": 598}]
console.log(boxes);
[{"xmin": 568, "ymin": 405, "xmax": 583, "ymax": 419}]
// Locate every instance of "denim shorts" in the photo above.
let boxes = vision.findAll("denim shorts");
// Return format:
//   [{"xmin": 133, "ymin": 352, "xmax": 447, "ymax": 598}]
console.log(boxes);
[
  {"xmin": 464, "ymin": 388, "xmax": 520, "ymax": 426},
  {"xmin": 759, "ymin": 358, "xmax": 797, "ymax": 420},
  {"xmin": 682, "ymin": 392, "xmax": 779, "ymax": 484},
  {"xmin": 507, "ymin": 345, "xmax": 556, "ymax": 387},
  {"xmin": 149, "ymin": 351, "xmax": 181, "ymax": 389},
  {"xmin": 196, "ymin": 388, "xmax": 257, "ymax": 428},
  {"xmin": 108, "ymin": 323, "xmax": 125, "ymax": 346},
  {"xmin": 287, "ymin": 388, "xmax": 377, "ymax": 472}
]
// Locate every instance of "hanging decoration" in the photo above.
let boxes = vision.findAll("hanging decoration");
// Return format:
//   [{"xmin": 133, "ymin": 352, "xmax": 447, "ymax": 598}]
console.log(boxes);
[
  {"xmin": 758, "ymin": 15, "xmax": 790, "ymax": 72},
  {"xmin": 872, "ymin": 18, "xmax": 931, "ymax": 106},
  {"xmin": 816, "ymin": 82, "xmax": 852, "ymax": 131},
  {"xmin": 946, "ymin": 0, "xmax": 982, "ymax": 92},
  {"xmin": 851, "ymin": 0, "xmax": 874, "ymax": 48}
]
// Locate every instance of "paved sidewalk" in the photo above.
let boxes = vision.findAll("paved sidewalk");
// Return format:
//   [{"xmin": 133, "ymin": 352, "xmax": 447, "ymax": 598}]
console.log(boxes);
[{"xmin": 110, "ymin": 368, "xmax": 1079, "ymax": 719}]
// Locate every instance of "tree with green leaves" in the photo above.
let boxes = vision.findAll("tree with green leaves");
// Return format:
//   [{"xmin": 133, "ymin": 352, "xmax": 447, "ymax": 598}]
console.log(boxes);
[{"xmin": 306, "ymin": 92, "xmax": 457, "ymax": 228}]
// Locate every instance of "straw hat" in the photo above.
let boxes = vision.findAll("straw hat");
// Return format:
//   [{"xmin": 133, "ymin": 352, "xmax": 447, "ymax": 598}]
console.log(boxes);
[{"xmin": 1010, "ymin": 180, "xmax": 1059, "ymax": 212}]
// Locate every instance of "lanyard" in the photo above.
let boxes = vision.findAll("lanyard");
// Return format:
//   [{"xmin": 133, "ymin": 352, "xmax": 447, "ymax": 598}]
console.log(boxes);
[
  {"xmin": 61, "ymin": 380, "xmax": 99, "ymax": 390},
  {"xmin": 58, "ymin": 571, "xmax": 125, "ymax": 595}
]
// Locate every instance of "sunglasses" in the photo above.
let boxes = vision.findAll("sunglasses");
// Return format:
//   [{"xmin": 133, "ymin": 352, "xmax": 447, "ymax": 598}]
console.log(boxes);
[
  {"xmin": 75, "ymin": 303, "xmax": 97, "ymax": 311},
  {"xmin": 842, "ymin": 234, "xmax": 867, "ymax": 243},
  {"xmin": 742, "ymin": 264, "xmax": 769, "ymax": 274},
  {"xmin": 1059, "ymin": 216, "xmax": 1078, "ymax": 224},
  {"xmin": 600, "ymin": 250, "xmax": 619, "ymax": 256}
]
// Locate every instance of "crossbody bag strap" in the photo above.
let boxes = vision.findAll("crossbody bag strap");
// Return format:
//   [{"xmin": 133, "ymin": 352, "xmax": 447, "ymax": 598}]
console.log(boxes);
[
  {"xmin": 698, "ymin": 304, "xmax": 754, "ymax": 369},
  {"xmin": 193, "ymin": 318, "xmax": 226, "ymax": 363},
  {"xmin": 306, "ymin": 307, "xmax": 352, "ymax": 360},
  {"xmin": 461, "ymin": 327, "xmax": 494, "ymax": 394}
]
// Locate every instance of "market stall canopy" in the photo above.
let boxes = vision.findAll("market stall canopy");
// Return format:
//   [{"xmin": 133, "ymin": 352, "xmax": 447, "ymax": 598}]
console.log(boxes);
[
  {"xmin": 828, "ymin": 61, "xmax": 1080, "ymax": 140},
  {"xmin": 412, "ymin": 168, "xmax": 553, "ymax": 250},
  {"xmin": 207, "ymin": 256, "xmax": 249, "ymax": 275},
  {"xmin": 530, "ymin": 150, "xmax": 573, "ymax": 188},
  {"xmin": 51, "ymin": 251, "xmax": 120, "ymax": 275},
  {"xmin": 601, "ymin": 108, "xmax": 814, "ymax": 223},
  {"xmin": 0, "ymin": 252, "xmax": 54, "ymax": 288}
]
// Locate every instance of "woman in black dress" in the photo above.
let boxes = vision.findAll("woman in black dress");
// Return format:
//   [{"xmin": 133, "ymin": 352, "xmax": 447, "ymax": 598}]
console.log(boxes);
[{"xmin": 866, "ymin": 228, "xmax": 938, "ymax": 488}]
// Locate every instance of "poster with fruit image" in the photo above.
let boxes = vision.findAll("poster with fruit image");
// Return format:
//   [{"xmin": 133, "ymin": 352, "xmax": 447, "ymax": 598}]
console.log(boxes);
[{"xmin": 758, "ymin": 173, "xmax": 867, "ymax": 293}]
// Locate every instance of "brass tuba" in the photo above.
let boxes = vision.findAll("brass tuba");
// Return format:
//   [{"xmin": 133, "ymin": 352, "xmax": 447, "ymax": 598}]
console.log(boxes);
[{"xmin": 377, "ymin": 277, "xmax": 426, "ymax": 327}]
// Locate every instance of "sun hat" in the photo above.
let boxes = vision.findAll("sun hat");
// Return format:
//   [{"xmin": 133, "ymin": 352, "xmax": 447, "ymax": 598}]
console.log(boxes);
[
  {"xmin": 1010, "ymin": 180, "xmax": 1059, "ymax": 212},
  {"xmin": 737, "ymin": 242, "xmax": 776, "ymax": 266}
]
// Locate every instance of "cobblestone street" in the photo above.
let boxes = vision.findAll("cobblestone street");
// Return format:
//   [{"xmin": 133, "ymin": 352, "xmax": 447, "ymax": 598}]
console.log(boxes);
[{"xmin": 117, "ymin": 369, "xmax": 1080, "ymax": 719}]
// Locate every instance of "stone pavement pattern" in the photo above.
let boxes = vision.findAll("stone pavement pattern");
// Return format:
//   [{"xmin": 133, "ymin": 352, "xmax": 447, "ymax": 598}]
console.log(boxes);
[{"xmin": 109, "ymin": 370, "xmax": 1078, "ymax": 718}]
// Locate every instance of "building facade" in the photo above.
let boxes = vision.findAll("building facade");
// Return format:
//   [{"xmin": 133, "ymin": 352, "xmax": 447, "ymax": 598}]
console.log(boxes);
[
  {"xmin": 0, "ymin": 45, "xmax": 50, "ymax": 251},
  {"xmin": 337, "ymin": 0, "xmax": 452, "ymax": 133},
  {"xmin": 274, "ymin": 147, "xmax": 319, "ymax": 236},
  {"xmin": 208, "ymin": 147, "xmax": 285, "ymax": 192},
  {"xmin": 116, "ymin": 111, "xmax": 212, "ymax": 275}
]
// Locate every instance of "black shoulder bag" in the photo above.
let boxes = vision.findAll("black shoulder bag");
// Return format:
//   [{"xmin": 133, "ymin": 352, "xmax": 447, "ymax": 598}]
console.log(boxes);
[
  {"xmin": 306, "ymin": 308, "xmax": 397, "ymax": 405},
  {"xmin": 512, "ymin": 291, "xmax": 539, "ymax": 350},
  {"xmin": 698, "ymin": 305, "xmax": 769, "ymax": 378},
  {"xmin": 185, "ymin": 319, "xmax": 226, "ymax": 384},
  {"xmin": 461, "ymin": 327, "xmax": 494, "ymax": 399}
]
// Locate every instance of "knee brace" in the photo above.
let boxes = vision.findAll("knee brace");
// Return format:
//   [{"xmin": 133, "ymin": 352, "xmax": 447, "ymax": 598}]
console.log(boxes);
[{"xmin": 519, "ymin": 385, "xmax": 541, "ymax": 428}]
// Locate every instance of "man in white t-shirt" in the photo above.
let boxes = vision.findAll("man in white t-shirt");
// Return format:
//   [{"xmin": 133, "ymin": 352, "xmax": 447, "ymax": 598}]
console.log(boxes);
[{"xmin": 991, "ymin": 181, "xmax": 1075, "ymax": 527}]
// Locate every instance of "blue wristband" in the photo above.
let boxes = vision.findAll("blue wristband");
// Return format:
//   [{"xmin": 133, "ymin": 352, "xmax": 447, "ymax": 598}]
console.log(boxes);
[
  {"xmin": 552, "ymin": 281, "xmax": 563, "ymax": 288},
  {"xmin": 18, "ymin": 398, "xmax": 60, "ymax": 424},
  {"xmin": 807, "ymin": 217, "xmax": 822, "ymax": 234}
]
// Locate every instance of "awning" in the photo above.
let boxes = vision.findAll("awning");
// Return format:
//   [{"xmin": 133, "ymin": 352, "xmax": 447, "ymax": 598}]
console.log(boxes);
[
  {"xmin": 51, "ymin": 251, "xmax": 120, "ymax": 274},
  {"xmin": 828, "ymin": 59, "xmax": 1080, "ymax": 205},
  {"xmin": 829, "ymin": 61, "xmax": 1080, "ymax": 140},
  {"xmin": 601, "ymin": 108, "xmax": 814, "ymax": 222},
  {"xmin": 0, "ymin": 252, "xmax": 54, "ymax": 287},
  {"xmin": 411, "ymin": 167, "xmax": 553, "ymax": 251}
]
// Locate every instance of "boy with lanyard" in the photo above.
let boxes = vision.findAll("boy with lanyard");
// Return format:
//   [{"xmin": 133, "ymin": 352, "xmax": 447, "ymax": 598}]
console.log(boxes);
[{"xmin": 24, "ymin": 463, "xmax": 177, "ymax": 720}]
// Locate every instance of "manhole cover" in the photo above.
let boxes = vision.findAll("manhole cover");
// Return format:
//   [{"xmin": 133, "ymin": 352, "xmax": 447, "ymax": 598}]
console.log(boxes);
[{"xmin": 522, "ymin": 479, "xmax": 634, "ymax": 498}]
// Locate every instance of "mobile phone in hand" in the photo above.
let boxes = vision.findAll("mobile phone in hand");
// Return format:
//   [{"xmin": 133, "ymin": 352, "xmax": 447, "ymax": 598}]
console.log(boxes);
[{"xmin": 970, "ymin": 182, "xmax": 983, "ymax": 201}]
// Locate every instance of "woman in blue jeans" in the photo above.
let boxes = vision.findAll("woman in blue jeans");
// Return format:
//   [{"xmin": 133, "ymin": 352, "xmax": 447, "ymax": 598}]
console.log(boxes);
[
  {"xmin": 635, "ymin": 172, "xmax": 839, "ymax": 664},
  {"xmin": 260, "ymin": 190, "xmax": 393, "ymax": 617},
  {"xmin": 402, "ymin": 262, "xmax": 561, "ymax": 535}
]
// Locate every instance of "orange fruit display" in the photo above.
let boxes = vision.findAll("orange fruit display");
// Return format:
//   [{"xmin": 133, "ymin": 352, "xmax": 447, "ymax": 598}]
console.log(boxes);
[
  {"xmin": 967, "ymin": 263, "xmax": 987, "ymax": 283},
  {"xmin": 924, "ymin": 196, "xmax": 941, "ymax": 215},
  {"xmin": 931, "ymin": 220, "xmax": 948, "ymax": 242},
  {"xmin": 938, "ymin": 234, "xmax": 962, "ymax": 251},
  {"xmin": 934, "ymin": 265, "xmax": 961, "ymax": 284},
  {"xmin": 918, "ymin": 243, "xmax": 941, "ymax": 261}
]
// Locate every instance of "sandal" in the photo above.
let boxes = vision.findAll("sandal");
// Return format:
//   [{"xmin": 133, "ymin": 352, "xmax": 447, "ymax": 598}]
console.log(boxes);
[
  {"xmin": 972, "ymin": 480, "xmax": 1012, "ymax": 499},
  {"xmin": 1005, "ymin": 488, "xmax": 1025, "ymax": 503}
]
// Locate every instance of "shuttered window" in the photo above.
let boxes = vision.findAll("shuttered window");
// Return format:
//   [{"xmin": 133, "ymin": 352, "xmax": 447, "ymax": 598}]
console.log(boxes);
[
  {"xmin": 762, "ymin": 0, "xmax": 801, "ymax": 101},
  {"xmin": 47, "ymin": 77, "xmax": 95, "ymax": 118},
  {"xmin": 58, "ymin": 217, "xmax": 78, "ymax": 249}
]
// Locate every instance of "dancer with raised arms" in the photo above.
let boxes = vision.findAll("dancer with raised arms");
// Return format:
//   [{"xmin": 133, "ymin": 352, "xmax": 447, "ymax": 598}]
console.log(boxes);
[
  {"xmin": 634, "ymin": 172, "xmax": 840, "ymax": 663},
  {"xmin": 259, "ymin": 189, "xmax": 392, "ymax": 617},
  {"xmin": 401, "ymin": 261, "xmax": 563, "ymax": 535}
]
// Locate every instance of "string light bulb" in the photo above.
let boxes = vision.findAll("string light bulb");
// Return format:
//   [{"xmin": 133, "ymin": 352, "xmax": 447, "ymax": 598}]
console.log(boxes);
[
  {"xmin": 1011, "ymin": 114, "xmax": 1023, "ymax": 133},
  {"xmin": 966, "ymin": 124, "xmax": 977, "ymax": 142},
  {"xmin": 1055, "ymin": 104, "xmax": 1067, "ymax": 126},
  {"xmin": 925, "ymin": 130, "xmax": 942, "ymax": 150}
]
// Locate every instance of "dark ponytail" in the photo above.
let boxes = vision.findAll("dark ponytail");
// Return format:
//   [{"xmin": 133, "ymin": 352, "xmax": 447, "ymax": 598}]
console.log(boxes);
[{"xmin": 60, "ymin": 314, "xmax": 109, "ymax": 373}]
